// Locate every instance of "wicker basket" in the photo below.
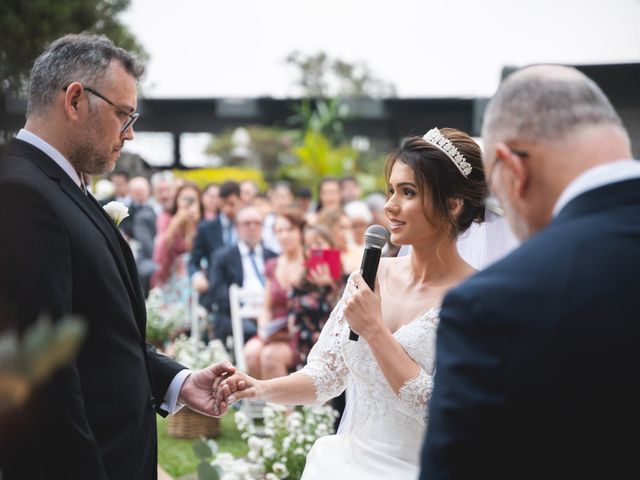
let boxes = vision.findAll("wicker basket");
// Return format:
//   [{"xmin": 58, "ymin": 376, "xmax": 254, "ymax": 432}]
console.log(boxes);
[{"xmin": 167, "ymin": 406, "xmax": 221, "ymax": 439}]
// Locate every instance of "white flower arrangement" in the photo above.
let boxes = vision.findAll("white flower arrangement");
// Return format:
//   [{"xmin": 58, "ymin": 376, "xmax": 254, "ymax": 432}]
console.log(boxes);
[
  {"xmin": 171, "ymin": 334, "xmax": 230, "ymax": 370},
  {"xmin": 145, "ymin": 288, "xmax": 187, "ymax": 346},
  {"xmin": 194, "ymin": 403, "xmax": 336, "ymax": 479},
  {"xmin": 103, "ymin": 200, "xmax": 129, "ymax": 226}
]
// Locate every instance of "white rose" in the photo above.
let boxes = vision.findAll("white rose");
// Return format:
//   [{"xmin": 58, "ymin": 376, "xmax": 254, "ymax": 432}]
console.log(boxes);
[{"xmin": 103, "ymin": 201, "xmax": 129, "ymax": 226}]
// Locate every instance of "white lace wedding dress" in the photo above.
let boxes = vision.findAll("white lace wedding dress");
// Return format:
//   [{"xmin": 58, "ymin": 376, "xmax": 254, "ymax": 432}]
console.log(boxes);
[{"xmin": 298, "ymin": 277, "xmax": 438, "ymax": 479}]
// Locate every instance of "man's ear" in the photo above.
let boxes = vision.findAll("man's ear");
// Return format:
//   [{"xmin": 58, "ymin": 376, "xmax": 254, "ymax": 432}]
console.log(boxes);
[
  {"xmin": 495, "ymin": 142, "xmax": 528, "ymax": 199},
  {"xmin": 63, "ymin": 82, "xmax": 83, "ymax": 119}
]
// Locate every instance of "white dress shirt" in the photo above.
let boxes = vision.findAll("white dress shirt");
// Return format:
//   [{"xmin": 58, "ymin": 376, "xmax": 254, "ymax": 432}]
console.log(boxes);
[{"xmin": 237, "ymin": 240, "xmax": 266, "ymax": 295}]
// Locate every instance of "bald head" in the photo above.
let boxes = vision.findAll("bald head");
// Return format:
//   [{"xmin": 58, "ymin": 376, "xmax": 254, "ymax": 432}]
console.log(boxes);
[
  {"xmin": 129, "ymin": 176, "xmax": 150, "ymax": 204},
  {"xmin": 482, "ymin": 64, "xmax": 626, "ymax": 145}
]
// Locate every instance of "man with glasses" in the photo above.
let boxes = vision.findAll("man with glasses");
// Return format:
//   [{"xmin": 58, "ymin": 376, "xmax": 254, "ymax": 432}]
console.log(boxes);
[
  {"xmin": 421, "ymin": 65, "xmax": 640, "ymax": 479},
  {"xmin": 0, "ymin": 34, "xmax": 240, "ymax": 480},
  {"xmin": 208, "ymin": 206, "xmax": 277, "ymax": 344}
]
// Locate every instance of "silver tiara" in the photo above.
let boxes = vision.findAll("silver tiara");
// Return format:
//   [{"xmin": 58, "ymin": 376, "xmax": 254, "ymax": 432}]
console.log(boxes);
[{"xmin": 423, "ymin": 127, "xmax": 472, "ymax": 178}]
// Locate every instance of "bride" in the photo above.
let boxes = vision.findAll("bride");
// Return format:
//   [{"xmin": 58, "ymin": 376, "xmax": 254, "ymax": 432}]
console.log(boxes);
[{"xmin": 218, "ymin": 127, "xmax": 488, "ymax": 479}]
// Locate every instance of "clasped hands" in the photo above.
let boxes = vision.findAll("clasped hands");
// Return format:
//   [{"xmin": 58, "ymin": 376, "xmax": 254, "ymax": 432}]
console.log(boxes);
[{"xmin": 177, "ymin": 361, "xmax": 257, "ymax": 417}]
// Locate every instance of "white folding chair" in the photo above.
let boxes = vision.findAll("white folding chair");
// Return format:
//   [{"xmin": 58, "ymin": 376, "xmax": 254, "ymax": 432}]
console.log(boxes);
[{"xmin": 228, "ymin": 283, "xmax": 267, "ymax": 430}]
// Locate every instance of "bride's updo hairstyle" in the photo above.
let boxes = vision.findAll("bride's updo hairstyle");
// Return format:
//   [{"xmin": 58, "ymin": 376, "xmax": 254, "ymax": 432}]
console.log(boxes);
[{"xmin": 384, "ymin": 127, "xmax": 486, "ymax": 238}]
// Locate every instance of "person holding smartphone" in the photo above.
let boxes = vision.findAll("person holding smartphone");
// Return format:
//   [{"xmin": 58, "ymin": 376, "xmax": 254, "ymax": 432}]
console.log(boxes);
[
  {"xmin": 150, "ymin": 182, "xmax": 202, "ymax": 310},
  {"xmin": 289, "ymin": 224, "xmax": 344, "ymax": 367}
]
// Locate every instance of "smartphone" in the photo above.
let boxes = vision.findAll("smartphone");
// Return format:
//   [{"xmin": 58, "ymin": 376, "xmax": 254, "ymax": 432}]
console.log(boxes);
[{"xmin": 306, "ymin": 248, "xmax": 342, "ymax": 281}]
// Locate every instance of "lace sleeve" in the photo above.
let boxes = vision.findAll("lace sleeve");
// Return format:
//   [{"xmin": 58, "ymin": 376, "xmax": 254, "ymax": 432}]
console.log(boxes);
[
  {"xmin": 396, "ymin": 312, "xmax": 439, "ymax": 420},
  {"xmin": 297, "ymin": 287, "xmax": 351, "ymax": 405}
]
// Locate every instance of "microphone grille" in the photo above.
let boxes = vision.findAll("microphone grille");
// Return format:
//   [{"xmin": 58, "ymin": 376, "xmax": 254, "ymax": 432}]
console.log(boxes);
[{"xmin": 364, "ymin": 224, "xmax": 388, "ymax": 249}]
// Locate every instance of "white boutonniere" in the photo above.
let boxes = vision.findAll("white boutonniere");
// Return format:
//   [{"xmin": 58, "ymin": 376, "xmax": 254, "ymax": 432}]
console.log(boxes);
[{"xmin": 103, "ymin": 201, "xmax": 129, "ymax": 226}]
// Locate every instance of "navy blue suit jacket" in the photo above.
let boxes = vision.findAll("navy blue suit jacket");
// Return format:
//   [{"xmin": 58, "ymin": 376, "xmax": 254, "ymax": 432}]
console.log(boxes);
[
  {"xmin": 209, "ymin": 244, "xmax": 278, "ymax": 313},
  {"xmin": 208, "ymin": 244, "xmax": 277, "ymax": 340},
  {"xmin": 189, "ymin": 216, "xmax": 226, "ymax": 308},
  {"xmin": 421, "ymin": 178, "xmax": 640, "ymax": 480}
]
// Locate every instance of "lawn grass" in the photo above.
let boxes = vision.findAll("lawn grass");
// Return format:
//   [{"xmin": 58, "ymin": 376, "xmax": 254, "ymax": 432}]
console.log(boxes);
[{"xmin": 157, "ymin": 409, "xmax": 249, "ymax": 478}]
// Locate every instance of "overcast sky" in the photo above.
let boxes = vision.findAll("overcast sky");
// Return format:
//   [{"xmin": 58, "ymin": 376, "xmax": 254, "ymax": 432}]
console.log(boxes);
[{"xmin": 120, "ymin": 0, "xmax": 640, "ymax": 99}]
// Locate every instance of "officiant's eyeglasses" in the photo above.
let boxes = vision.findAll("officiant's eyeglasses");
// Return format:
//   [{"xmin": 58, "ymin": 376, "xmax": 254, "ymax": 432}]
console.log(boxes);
[
  {"xmin": 63, "ymin": 85, "xmax": 139, "ymax": 133},
  {"xmin": 484, "ymin": 149, "xmax": 529, "ymax": 216}
]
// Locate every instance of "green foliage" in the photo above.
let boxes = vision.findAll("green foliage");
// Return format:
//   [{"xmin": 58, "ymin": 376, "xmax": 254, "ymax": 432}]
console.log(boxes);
[
  {"xmin": 0, "ymin": 315, "xmax": 86, "ymax": 412},
  {"xmin": 0, "ymin": 0, "xmax": 146, "ymax": 94},
  {"xmin": 174, "ymin": 167, "xmax": 267, "ymax": 192},
  {"xmin": 157, "ymin": 413, "xmax": 248, "ymax": 478},
  {"xmin": 288, "ymin": 98, "xmax": 349, "ymax": 146},
  {"xmin": 193, "ymin": 439, "xmax": 222, "ymax": 480},
  {"xmin": 280, "ymin": 130, "xmax": 358, "ymax": 193}
]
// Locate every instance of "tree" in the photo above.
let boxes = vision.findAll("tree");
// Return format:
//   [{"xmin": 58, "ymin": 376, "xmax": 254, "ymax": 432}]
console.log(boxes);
[
  {"xmin": 0, "ymin": 0, "xmax": 146, "ymax": 96},
  {"xmin": 285, "ymin": 51, "xmax": 396, "ymax": 99}
]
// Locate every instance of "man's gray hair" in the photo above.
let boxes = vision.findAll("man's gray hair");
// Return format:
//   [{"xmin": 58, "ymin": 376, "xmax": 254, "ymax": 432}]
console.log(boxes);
[
  {"xmin": 150, "ymin": 170, "xmax": 174, "ymax": 188},
  {"xmin": 27, "ymin": 33, "xmax": 144, "ymax": 117},
  {"xmin": 482, "ymin": 65, "xmax": 625, "ymax": 144}
]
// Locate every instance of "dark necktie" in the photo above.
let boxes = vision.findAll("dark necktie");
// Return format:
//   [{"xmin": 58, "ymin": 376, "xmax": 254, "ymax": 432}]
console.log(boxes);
[{"xmin": 248, "ymin": 249, "xmax": 265, "ymax": 286}]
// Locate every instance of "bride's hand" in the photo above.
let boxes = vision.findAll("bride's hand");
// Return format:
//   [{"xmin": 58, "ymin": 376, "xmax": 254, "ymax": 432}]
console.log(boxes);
[
  {"xmin": 217, "ymin": 371, "xmax": 263, "ymax": 407},
  {"xmin": 344, "ymin": 273, "xmax": 384, "ymax": 341}
]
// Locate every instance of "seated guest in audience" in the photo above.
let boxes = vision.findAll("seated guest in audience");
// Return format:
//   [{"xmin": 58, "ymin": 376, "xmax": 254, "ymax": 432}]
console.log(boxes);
[
  {"xmin": 201, "ymin": 182, "xmax": 220, "ymax": 220},
  {"xmin": 190, "ymin": 180, "xmax": 241, "ymax": 310},
  {"xmin": 244, "ymin": 210, "xmax": 306, "ymax": 379},
  {"xmin": 127, "ymin": 176, "xmax": 157, "ymax": 297},
  {"xmin": 262, "ymin": 181, "xmax": 294, "ymax": 254},
  {"xmin": 150, "ymin": 170, "xmax": 176, "ymax": 235},
  {"xmin": 290, "ymin": 224, "xmax": 344, "ymax": 367},
  {"xmin": 240, "ymin": 179, "xmax": 259, "ymax": 206},
  {"xmin": 208, "ymin": 206, "xmax": 277, "ymax": 343},
  {"xmin": 340, "ymin": 175, "xmax": 362, "ymax": 203},
  {"xmin": 317, "ymin": 176, "xmax": 342, "ymax": 213},
  {"xmin": 295, "ymin": 186, "xmax": 315, "ymax": 218},
  {"xmin": 151, "ymin": 181, "xmax": 202, "ymax": 309},
  {"xmin": 344, "ymin": 199, "xmax": 373, "ymax": 261},
  {"xmin": 316, "ymin": 207, "xmax": 361, "ymax": 274}
]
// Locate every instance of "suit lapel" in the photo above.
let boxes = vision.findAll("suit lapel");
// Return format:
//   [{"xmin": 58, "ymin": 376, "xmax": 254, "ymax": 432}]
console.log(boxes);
[
  {"xmin": 85, "ymin": 192, "xmax": 147, "ymax": 330},
  {"xmin": 230, "ymin": 246, "xmax": 244, "ymax": 286},
  {"xmin": 17, "ymin": 140, "xmax": 146, "ymax": 337}
]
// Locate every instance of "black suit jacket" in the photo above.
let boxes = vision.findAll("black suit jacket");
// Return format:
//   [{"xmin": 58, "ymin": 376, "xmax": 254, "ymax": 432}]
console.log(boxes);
[
  {"xmin": 421, "ymin": 178, "xmax": 640, "ymax": 479},
  {"xmin": 0, "ymin": 139, "xmax": 184, "ymax": 480},
  {"xmin": 209, "ymin": 244, "xmax": 277, "ymax": 317}
]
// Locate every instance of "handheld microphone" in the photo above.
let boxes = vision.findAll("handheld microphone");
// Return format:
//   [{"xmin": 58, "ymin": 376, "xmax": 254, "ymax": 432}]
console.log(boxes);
[{"xmin": 349, "ymin": 224, "xmax": 389, "ymax": 341}]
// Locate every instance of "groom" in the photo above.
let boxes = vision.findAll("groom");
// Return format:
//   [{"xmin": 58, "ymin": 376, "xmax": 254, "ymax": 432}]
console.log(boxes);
[
  {"xmin": 0, "ymin": 34, "xmax": 240, "ymax": 479},
  {"xmin": 420, "ymin": 65, "xmax": 640, "ymax": 479}
]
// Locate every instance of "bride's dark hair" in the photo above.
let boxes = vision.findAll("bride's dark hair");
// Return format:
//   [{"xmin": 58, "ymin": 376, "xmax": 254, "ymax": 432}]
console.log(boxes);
[{"xmin": 384, "ymin": 127, "xmax": 486, "ymax": 238}]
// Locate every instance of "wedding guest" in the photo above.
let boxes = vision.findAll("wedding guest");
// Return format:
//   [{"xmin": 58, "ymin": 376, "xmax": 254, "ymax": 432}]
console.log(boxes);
[
  {"xmin": 244, "ymin": 210, "xmax": 306, "ymax": 380},
  {"xmin": 189, "ymin": 180, "xmax": 241, "ymax": 310},
  {"xmin": 421, "ymin": 65, "xmax": 640, "ymax": 480},
  {"xmin": 201, "ymin": 182, "xmax": 221, "ymax": 220},
  {"xmin": 340, "ymin": 175, "xmax": 362, "ymax": 202},
  {"xmin": 262, "ymin": 181, "xmax": 294, "ymax": 254},
  {"xmin": 208, "ymin": 206, "xmax": 277, "ymax": 343},
  {"xmin": 240, "ymin": 179, "xmax": 259, "ymax": 206},
  {"xmin": 316, "ymin": 208, "xmax": 361, "ymax": 275},
  {"xmin": 295, "ymin": 186, "xmax": 315, "ymax": 218},
  {"xmin": 217, "ymin": 127, "xmax": 487, "ymax": 479},
  {"xmin": 0, "ymin": 33, "xmax": 237, "ymax": 480},
  {"xmin": 315, "ymin": 176, "xmax": 342, "ymax": 214},
  {"xmin": 150, "ymin": 170, "xmax": 176, "ymax": 233},
  {"xmin": 344, "ymin": 199, "xmax": 373, "ymax": 253},
  {"xmin": 290, "ymin": 224, "xmax": 343, "ymax": 366},
  {"xmin": 150, "ymin": 182, "xmax": 202, "ymax": 310},
  {"xmin": 127, "ymin": 176, "xmax": 157, "ymax": 296}
]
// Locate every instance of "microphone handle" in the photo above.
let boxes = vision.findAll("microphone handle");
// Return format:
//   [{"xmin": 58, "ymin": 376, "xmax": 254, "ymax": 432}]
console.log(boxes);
[{"xmin": 349, "ymin": 246, "xmax": 382, "ymax": 341}]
